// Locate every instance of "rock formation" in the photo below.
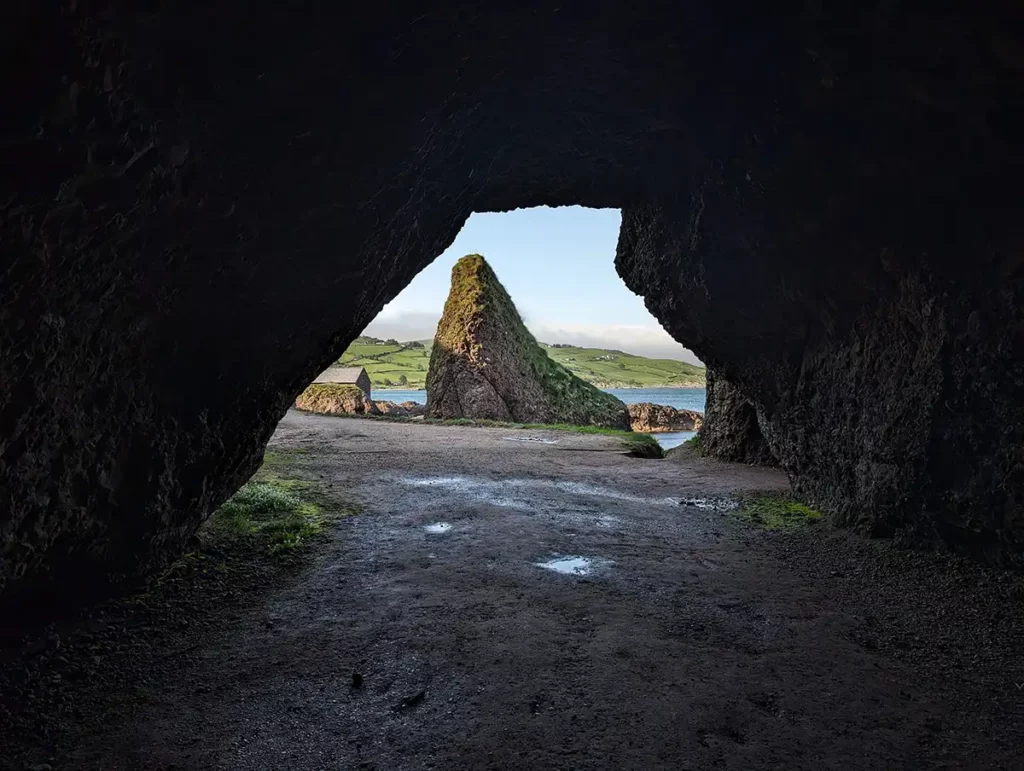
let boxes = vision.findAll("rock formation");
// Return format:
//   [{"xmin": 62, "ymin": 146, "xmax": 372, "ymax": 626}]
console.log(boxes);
[
  {"xmin": 375, "ymin": 401, "xmax": 427, "ymax": 418},
  {"xmin": 296, "ymin": 384, "xmax": 380, "ymax": 416},
  {"xmin": 1, "ymin": 4, "xmax": 1021, "ymax": 612},
  {"xmin": 696, "ymin": 370, "xmax": 777, "ymax": 466},
  {"xmin": 295, "ymin": 386, "xmax": 426, "ymax": 419},
  {"xmin": 627, "ymin": 403, "xmax": 703, "ymax": 434},
  {"xmin": 426, "ymin": 256, "xmax": 630, "ymax": 430}
]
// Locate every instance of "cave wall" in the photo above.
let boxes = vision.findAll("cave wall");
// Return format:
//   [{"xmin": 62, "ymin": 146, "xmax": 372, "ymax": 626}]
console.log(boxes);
[
  {"xmin": 1, "ymin": 2, "xmax": 1022, "ymax": 606},
  {"xmin": 698, "ymin": 370, "xmax": 778, "ymax": 467},
  {"xmin": 617, "ymin": 190, "xmax": 1023, "ymax": 562}
]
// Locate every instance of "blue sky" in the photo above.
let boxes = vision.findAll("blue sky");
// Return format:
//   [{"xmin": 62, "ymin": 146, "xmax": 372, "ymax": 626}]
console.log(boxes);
[{"xmin": 364, "ymin": 206, "xmax": 701, "ymax": 363}]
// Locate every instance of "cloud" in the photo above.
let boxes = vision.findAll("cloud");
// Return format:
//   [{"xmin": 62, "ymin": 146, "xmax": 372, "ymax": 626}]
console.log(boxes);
[
  {"xmin": 528, "ymin": 322, "xmax": 702, "ymax": 364},
  {"xmin": 363, "ymin": 313, "xmax": 703, "ymax": 364},
  {"xmin": 362, "ymin": 311, "xmax": 440, "ymax": 342}
]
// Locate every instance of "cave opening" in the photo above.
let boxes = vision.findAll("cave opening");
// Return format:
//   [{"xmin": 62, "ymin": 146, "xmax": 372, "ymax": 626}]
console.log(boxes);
[{"xmin": 301, "ymin": 205, "xmax": 710, "ymax": 453}]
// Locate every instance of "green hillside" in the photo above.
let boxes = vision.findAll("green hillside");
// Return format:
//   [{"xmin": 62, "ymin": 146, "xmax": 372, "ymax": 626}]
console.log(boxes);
[
  {"xmin": 337, "ymin": 336, "xmax": 705, "ymax": 389},
  {"xmin": 335, "ymin": 337, "xmax": 433, "ymax": 388},
  {"xmin": 541, "ymin": 344, "xmax": 705, "ymax": 388}
]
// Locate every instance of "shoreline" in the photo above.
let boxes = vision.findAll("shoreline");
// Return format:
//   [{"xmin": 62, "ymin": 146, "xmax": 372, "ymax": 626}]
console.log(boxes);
[{"xmin": 372, "ymin": 384, "xmax": 707, "ymax": 393}]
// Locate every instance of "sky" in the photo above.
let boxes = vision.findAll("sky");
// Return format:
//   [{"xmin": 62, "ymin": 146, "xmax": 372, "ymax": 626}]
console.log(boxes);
[{"xmin": 363, "ymin": 206, "xmax": 702, "ymax": 364}]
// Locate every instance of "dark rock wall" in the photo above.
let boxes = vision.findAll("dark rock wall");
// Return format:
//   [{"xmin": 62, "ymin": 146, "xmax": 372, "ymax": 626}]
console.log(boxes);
[
  {"xmin": 616, "ymin": 193, "xmax": 1023, "ymax": 563},
  {"xmin": 0, "ymin": 3, "xmax": 474, "ymax": 601},
  {"xmin": 1, "ymin": 2, "xmax": 1022, "ymax": 605},
  {"xmin": 698, "ymin": 371, "xmax": 777, "ymax": 466}
]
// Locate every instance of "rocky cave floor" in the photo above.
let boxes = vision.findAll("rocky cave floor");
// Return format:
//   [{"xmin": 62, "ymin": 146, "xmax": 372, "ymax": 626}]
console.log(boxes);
[{"xmin": 2, "ymin": 411, "xmax": 1022, "ymax": 770}]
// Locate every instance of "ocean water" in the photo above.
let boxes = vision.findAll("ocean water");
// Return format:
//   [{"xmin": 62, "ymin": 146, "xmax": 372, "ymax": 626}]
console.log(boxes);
[
  {"xmin": 373, "ymin": 389, "xmax": 430, "ymax": 404},
  {"xmin": 603, "ymin": 388, "xmax": 706, "ymax": 450},
  {"xmin": 602, "ymin": 387, "xmax": 706, "ymax": 413},
  {"xmin": 372, "ymin": 387, "xmax": 707, "ymax": 450}
]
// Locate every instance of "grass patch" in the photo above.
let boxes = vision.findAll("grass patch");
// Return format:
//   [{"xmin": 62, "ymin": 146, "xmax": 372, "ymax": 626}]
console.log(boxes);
[
  {"xmin": 202, "ymin": 461, "xmax": 356, "ymax": 556},
  {"xmin": 207, "ymin": 480, "xmax": 322, "ymax": 554},
  {"xmin": 621, "ymin": 433, "xmax": 665, "ymax": 459},
  {"xmin": 683, "ymin": 433, "xmax": 702, "ymax": 454},
  {"xmin": 734, "ymin": 495, "xmax": 823, "ymax": 529},
  {"xmin": 261, "ymin": 447, "xmax": 313, "ymax": 467}
]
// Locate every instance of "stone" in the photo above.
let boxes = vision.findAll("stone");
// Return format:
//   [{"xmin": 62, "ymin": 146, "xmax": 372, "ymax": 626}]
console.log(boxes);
[
  {"xmin": 425, "ymin": 255, "xmax": 630, "ymax": 430},
  {"xmin": 295, "ymin": 385, "xmax": 380, "ymax": 416},
  {"xmin": 626, "ymin": 403, "xmax": 703, "ymax": 434},
  {"xmin": 374, "ymin": 400, "xmax": 427, "ymax": 418},
  {"xmin": 696, "ymin": 370, "xmax": 778, "ymax": 466}
]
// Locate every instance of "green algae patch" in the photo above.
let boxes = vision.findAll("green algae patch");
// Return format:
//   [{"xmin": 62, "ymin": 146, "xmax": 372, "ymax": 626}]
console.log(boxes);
[
  {"xmin": 621, "ymin": 433, "xmax": 666, "ymax": 459},
  {"xmin": 203, "ymin": 460, "xmax": 357, "ymax": 556},
  {"xmin": 735, "ymin": 495, "xmax": 823, "ymax": 529},
  {"xmin": 210, "ymin": 482, "xmax": 321, "ymax": 553}
]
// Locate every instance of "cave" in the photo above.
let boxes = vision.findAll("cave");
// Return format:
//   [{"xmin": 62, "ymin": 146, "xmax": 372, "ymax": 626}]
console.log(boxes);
[{"xmin": 1, "ymin": 2, "xmax": 1022, "ymax": 615}]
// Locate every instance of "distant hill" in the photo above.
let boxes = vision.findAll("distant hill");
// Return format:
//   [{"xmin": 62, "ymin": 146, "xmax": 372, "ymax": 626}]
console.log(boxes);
[
  {"xmin": 540, "ymin": 344, "xmax": 705, "ymax": 388},
  {"xmin": 337, "ymin": 338, "xmax": 705, "ymax": 390},
  {"xmin": 335, "ymin": 340, "xmax": 432, "ymax": 388}
]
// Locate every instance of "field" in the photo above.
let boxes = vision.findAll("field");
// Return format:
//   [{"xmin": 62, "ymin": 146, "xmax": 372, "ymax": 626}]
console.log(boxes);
[
  {"xmin": 335, "ymin": 339, "xmax": 434, "ymax": 388},
  {"xmin": 336, "ymin": 337, "xmax": 705, "ymax": 389},
  {"xmin": 541, "ymin": 344, "xmax": 705, "ymax": 387}
]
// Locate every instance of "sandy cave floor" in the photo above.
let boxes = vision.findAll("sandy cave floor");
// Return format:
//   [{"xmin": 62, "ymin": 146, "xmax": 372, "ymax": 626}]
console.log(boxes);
[{"xmin": 7, "ymin": 410, "xmax": 1023, "ymax": 770}]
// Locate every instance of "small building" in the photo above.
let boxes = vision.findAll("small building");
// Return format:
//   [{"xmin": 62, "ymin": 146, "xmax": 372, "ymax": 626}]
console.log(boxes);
[{"xmin": 313, "ymin": 366, "xmax": 371, "ymax": 396}]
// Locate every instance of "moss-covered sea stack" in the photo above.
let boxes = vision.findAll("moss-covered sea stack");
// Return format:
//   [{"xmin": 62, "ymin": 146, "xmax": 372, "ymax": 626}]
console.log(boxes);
[{"xmin": 426, "ymin": 255, "xmax": 630, "ymax": 430}]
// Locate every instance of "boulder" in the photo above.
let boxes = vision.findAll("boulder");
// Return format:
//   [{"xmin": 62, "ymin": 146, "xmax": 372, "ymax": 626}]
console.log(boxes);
[
  {"xmin": 295, "ymin": 384, "xmax": 380, "ymax": 416},
  {"xmin": 627, "ymin": 403, "xmax": 703, "ymax": 433},
  {"xmin": 375, "ymin": 400, "xmax": 427, "ymax": 417},
  {"xmin": 696, "ymin": 370, "xmax": 778, "ymax": 466},
  {"xmin": 426, "ymin": 255, "xmax": 630, "ymax": 430}
]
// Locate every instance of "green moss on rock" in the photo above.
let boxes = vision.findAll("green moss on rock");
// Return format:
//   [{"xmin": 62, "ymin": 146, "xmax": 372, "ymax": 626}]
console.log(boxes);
[
  {"xmin": 426, "ymin": 255, "xmax": 630, "ymax": 430},
  {"xmin": 622, "ymin": 434, "xmax": 666, "ymax": 459},
  {"xmin": 295, "ymin": 383, "xmax": 379, "ymax": 415}
]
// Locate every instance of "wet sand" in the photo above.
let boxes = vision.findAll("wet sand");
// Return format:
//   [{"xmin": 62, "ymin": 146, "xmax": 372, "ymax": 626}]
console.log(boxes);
[{"xmin": 52, "ymin": 411, "xmax": 1023, "ymax": 769}]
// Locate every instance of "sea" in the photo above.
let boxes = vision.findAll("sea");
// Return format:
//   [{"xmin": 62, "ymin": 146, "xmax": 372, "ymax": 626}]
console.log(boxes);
[{"xmin": 373, "ymin": 387, "xmax": 707, "ymax": 451}]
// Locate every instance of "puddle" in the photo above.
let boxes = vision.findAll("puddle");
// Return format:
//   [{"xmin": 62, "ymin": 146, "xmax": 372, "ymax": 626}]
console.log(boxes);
[
  {"xmin": 534, "ymin": 555, "xmax": 611, "ymax": 576},
  {"xmin": 400, "ymin": 476, "xmax": 535, "ymax": 512},
  {"xmin": 407, "ymin": 477, "xmax": 467, "ymax": 488},
  {"xmin": 424, "ymin": 522, "xmax": 452, "ymax": 534},
  {"xmin": 553, "ymin": 481, "xmax": 678, "ymax": 506},
  {"xmin": 680, "ymin": 496, "xmax": 738, "ymax": 512},
  {"xmin": 400, "ymin": 475, "xmax": 679, "ymax": 510},
  {"xmin": 503, "ymin": 436, "xmax": 559, "ymax": 444}
]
